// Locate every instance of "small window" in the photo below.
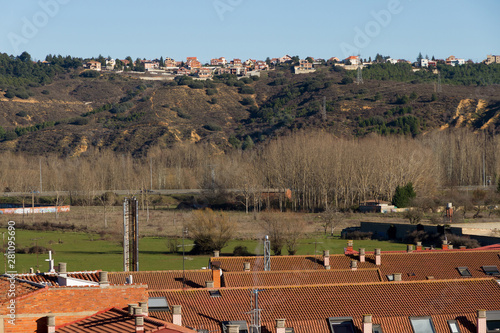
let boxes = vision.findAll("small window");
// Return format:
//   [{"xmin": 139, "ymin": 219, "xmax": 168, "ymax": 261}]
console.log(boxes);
[
  {"xmin": 482, "ymin": 266, "xmax": 500, "ymax": 276},
  {"xmin": 447, "ymin": 320, "xmax": 461, "ymax": 333},
  {"xmin": 285, "ymin": 328, "xmax": 295, "ymax": 333},
  {"xmin": 328, "ymin": 317, "xmax": 355, "ymax": 333},
  {"xmin": 386, "ymin": 275, "xmax": 394, "ymax": 281},
  {"xmin": 373, "ymin": 324, "xmax": 383, "ymax": 333},
  {"xmin": 222, "ymin": 320, "xmax": 249, "ymax": 333},
  {"xmin": 487, "ymin": 310, "xmax": 500, "ymax": 332},
  {"xmin": 209, "ymin": 290, "xmax": 222, "ymax": 297},
  {"xmin": 457, "ymin": 267, "xmax": 472, "ymax": 277},
  {"xmin": 148, "ymin": 297, "xmax": 169, "ymax": 311},
  {"xmin": 410, "ymin": 317, "xmax": 436, "ymax": 333}
]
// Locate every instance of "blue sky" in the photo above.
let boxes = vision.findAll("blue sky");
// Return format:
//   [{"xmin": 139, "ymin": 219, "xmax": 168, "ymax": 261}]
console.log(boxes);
[{"xmin": 1, "ymin": 0, "xmax": 498, "ymax": 63}]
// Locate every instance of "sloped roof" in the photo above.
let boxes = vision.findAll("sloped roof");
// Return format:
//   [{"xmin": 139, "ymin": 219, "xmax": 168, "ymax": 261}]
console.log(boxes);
[
  {"xmin": 0, "ymin": 277, "xmax": 42, "ymax": 303},
  {"xmin": 223, "ymin": 269, "xmax": 382, "ymax": 288},
  {"xmin": 56, "ymin": 307, "xmax": 196, "ymax": 333},
  {"xmin": 108, "ymin": 270, "xmax": 212, "ymax": 290},
  {"xmin": 14, "ymin": 271, "xmax": 100, "ymax": 286},
  {"xmin": 149, "ymin": 278, "xmax": 500, "ymax": 333},
  {"xmin": 211, "ymin": 255, "xmax": 326, "ymax": 271}
]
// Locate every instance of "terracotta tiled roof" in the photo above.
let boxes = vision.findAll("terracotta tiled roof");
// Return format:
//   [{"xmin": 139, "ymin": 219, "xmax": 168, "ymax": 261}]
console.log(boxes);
[
  {"xmin": 0, "ymin": 276, "xmax": 43, "ymax": 303},
  {"xmin": 56, "ymin": 307, "xmax": 196, "ymax": 332},
  {"xmin": 14, "ymin": 271, "xmax": 100, "ymax": 286},
  {"xmin": 223, "ymin": 269, "xmax": 382, "ymax": 287},
  {"xmin": 149, "ymin": 278, "xmax": 500, "ymax": 333},
  {"xmin": 213, "ymin": 250, "xmax": 500, "ymax": 281},
  {"xmin": 108, "ymin": 270, "xmax": 212, "ymax": 290}
]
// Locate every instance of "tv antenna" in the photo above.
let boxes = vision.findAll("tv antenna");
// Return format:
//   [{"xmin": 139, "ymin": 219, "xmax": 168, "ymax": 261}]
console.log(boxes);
[
  {"xmin": 248, "ymin": 289, "xmax": 264, "ymax": 333},
  {"xmin": 263, "ymin": 236, "xmax": 270, "ymax": 271}
]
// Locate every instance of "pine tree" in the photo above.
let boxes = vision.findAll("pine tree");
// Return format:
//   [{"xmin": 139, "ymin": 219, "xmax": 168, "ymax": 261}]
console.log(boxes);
[{"xmin": 392, "ymin": 182, "xmax": 416, "ymax": 208}]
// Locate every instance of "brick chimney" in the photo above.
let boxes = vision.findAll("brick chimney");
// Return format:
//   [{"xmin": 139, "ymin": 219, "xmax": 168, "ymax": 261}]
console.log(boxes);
[
  {"xmin": 135, "ymin": 315, "xmax": 144, "ymax": 332},
  {"xmin": 212, "ymin": 267, "xmax": 221, "ymax": 288},
  {"xmin": 206, "ymin": 281, "xmax": 214, "ymax": 289},
  {"xmin": 394, "ymin": 273, "xmax": 402, "ymax": 282},
  {"xmin": 347, "ymin": 240, "xmax": 354, "ymax": 252},
  {"xmin": 172, "ymin": 305, "xmax": 182, "ymax": 326},
  {"xmin": 477, "ymin": 309, "xmax": 486, "ymax": 333},
  {"xmin": 375, "ymin": 248, "xmax": 381, "ymax": 266},
  {"xmin": 351, "ymin": 260, "xmax": 358, "ymax": 271},
  {"xmin": 442, "ymin": 239, "xmax": 449, "ymax": 250},
  {"xmin": 276, "ymin": 318, "xmax": 286, "ymax": 333},
  {"xmin": 227, "ymin": 325, "xmax": 240, "ymax": 333},
  {"xmin": 460, "ymin": 245, "xmax": 467, "ymax": 250},
  {"xmin": 139, "ymin": 301, "xmax": 148, "ymax": 317},
  {"xmin": 47, "ymin": 315, "xmax": 55, "ymax": 333},
  {"xmin": 416, "ymin": 242, "xmax": 422, "ymax": 251},
  {"xmin": 407, "ymin": 245, "xmax": 414, "ymax": 253},
  {"xmin": 213, "ymin": 250, "xmax": 220, "ymax": 257},
  {"xmin": 243, "ymin": 262, "xmax": 250, "ymax": 272},
  {"xmin": 362, "ymin": 314, "xmax": 372, "ymax": 333},
  {"xmin": 128, "ymin": 304, "xmax": 136, "ymax": 315},
  {"xmin": 323, "ymin": 250, "xmax": 330, "ymax": 269},
  {"xmin": 359, "ymin": 248, "xmax": 365, "ymax": 263},
  {"xmin": 134, "ymin": 306, "xmax": 143, "ymax": 316}
]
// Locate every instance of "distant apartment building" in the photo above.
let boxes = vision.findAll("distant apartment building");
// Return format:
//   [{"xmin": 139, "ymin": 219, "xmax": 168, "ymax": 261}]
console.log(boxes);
[
  {"xmin": 85, "ymin": 60, "xmax": 101, "ymax": 71},
  {"xmin": 105, "ymin": 58, "xmax": 115, "ymax": 70},
  {"xmin": 485, "ymin": 54, "xmax": 500, "ymax": 65},
  {"xmin": 446, "ymin": 55, "xmax": 465, "ymax": 66},
  {"xmin": 196, "ymin": 67, "xmax": 213, "ymax": 79},
  {"xmin": 230, "ymin": 58, "xmax": 243, "ymax": 67},
  {"xmin": 254, "ymin": 60, "xmax": 269, "ymax": 71},
  {"xmin": 164, "ymin": 57, "xmax": 177, "ymax": 68},
  {"xmin": 279, "ymin": 55, "xmax": 293, "ymax": 63},
  {"xmin": 144, "ymin": 61, "xmax": 160, "ymax": 71},
  {"xmin": 294, "ymin": 59, "xmax": 315, "ymax": 74},
  {"xmin": 210, "ymin": 57, "xmax": 227, "ymax": 66},
  {"xmin": 328, "ymin": 57, "xmax": 340, "ymax": 63}
]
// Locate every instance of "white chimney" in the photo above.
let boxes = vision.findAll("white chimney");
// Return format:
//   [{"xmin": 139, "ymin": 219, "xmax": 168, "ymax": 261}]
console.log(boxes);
[
  {"xmin": 213, "ymin": 250, "xmax": 220, "ymax": 257},
  {"xmin": 173, "ymin": 305, "xmax": 182, "ymax": 326},
  {"xmin": 128, "ymin": 304, "xmax": 136, "ymax": 315},
  {"xmin": 47, "ymin": 315, "xmax": 55, "ymax": 333},
  {"xmin": 276, "ymin": 318, "xmax": 286, "ymax": 333},
  {"xmin": 323, "ymin": 250, "xmax": 330, "ymax": 268},
  {"xmin": 139, "ymin": 301, "xmax": 148, "ymax": 317},
  {"xmin": 135, "ymin": 315, "xmax": 144, "ymax": 332},
  {"xmin": 244, "ymin": 262, "xmax": 251, "ymax": 272},
  {"xmin": 99, "ymin": 271, "xmax": 109, "ymax": 288},
  {"xmin": 227, "ymin": 325, "xmax": 240, "ymax": 333},
  {"xmin": 359, "ymin": 248, "xmax": 365, "ymax": 262},
  {"xmin": 375, "ymin": 248, "xmax": 381, "ymax": 266},
  {"xmin": 351, "ymin": 260, "xmax": 358, "ymax": 271},
  {"xmin": 477, "ymin": 310, "xmax": 486, "ymax": 333},
  {"xmin": 394, "ymin": 273, "xmax": 402, "ymax": 282},
  {"xmin": 362, "ymin": 314, "xmax": 372, "ymax": 333}
]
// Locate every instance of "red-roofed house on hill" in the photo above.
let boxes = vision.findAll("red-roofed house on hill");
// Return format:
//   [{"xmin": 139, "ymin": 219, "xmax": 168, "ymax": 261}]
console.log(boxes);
[
  {"xmin": 185, "ymin": 57, "xmax": 201, "ymax": 69},
  {"xmin": 84, "ymin": 60, "xmax": 101, "ymax": 71},
  {"xmin": 344, "ymin": 56, "xmax": 360, "ymax": 65},
  {"xmin": 210, "ymin": 57, "xmax": 227, "ymax": 66}
]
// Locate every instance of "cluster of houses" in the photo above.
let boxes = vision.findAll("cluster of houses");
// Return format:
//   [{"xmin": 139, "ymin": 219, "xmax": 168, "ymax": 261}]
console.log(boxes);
[
  {"xmin": 3, "ymin": 241, "xmax": 500, "ymax": 332},
  {"xmin": 81, "ymin": 53, "xmax": 500, "ymax": 80}
]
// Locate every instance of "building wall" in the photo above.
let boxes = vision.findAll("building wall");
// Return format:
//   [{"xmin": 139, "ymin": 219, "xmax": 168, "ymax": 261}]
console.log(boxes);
[
  {"xmin": 0, "ymin": 285, "xmax": 147, "ymax": 333},
  {"xmin": 360, "ymin": 221, "xmax": 463, "ymax": 240}
]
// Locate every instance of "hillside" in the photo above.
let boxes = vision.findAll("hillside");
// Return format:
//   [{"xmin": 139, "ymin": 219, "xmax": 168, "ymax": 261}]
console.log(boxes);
[{"xmin": 0, "ymin": 64, "xmax": 500, "ymax": 157}]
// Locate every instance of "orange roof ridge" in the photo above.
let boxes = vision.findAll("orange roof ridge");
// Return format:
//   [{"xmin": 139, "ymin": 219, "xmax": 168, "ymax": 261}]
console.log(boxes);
[
  {"xmin": 110, "ymin": 269, "xmax": 209, "ymax": 274},
  {"xmin": 225, "ymin": 268, "xmax": 380, "ymax": 275}
]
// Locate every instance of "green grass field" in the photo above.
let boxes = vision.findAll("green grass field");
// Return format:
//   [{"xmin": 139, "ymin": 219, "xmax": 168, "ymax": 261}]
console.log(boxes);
[{"xmin": 0, "ymin": 228, "xmax": 407, "ymax": 274}]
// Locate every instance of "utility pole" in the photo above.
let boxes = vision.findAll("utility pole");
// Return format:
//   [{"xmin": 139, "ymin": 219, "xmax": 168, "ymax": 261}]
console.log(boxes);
[
  {"xmin": 39, "ymin": 159, "xmax": 43, "ymax": 193},
  {"xmin": 150, "ymin": 157, "xmax": 153, "ymax": 191}
]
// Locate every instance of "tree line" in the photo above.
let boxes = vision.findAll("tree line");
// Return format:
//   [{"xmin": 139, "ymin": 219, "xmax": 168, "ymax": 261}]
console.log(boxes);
[{"xmin": 0, "ymin": 129, "xmax": 498, "ymax": 212}]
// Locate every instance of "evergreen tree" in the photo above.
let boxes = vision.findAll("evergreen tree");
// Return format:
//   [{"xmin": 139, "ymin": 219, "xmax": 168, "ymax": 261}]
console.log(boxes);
[
  {"xmin": 242, "ymin": 136, "xmax": 254, "ymax": 150},
  {"xmin": 417, "ymin": 52, "xmax": 423, "ymax": 63},
  {"xmin": 392, "ymin": 182, "xmax": 416, "ymax": 208}
]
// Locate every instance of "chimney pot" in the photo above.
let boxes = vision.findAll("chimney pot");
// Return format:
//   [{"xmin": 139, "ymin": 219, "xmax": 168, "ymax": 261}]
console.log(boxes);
[
  {"xmin": 173, "ymin": 305, "xmax": 182, "ymax": 326},
  {"xmin": 47, "ymin": 315, "xmax": 56, "ymax": 333},
  {"xmin": 243, "ymin": 262, "xmax": 251, "ymax": 272},
  {"xmin": 128, "ymin": 304, "xmax": 136, "ymax": 315},
  {"xmin": 133, "ymin": 306, "xmax": 143, "ymax": 316},
  {"xmin": 416, "ymin": 242, "xmax": 422, "ymax": 251},
  {"xmin": 323, "ymin": 250, "xmax": 330, "ymax": 267},
  {"xmin": 213, "ymin": 250, "xmax": 220, "ymax": 257},
  {"xmin": 460, "ymin": 245, "xmax": 466, "ymax": 250},
  {"xmin": 362, "ymin": 314, "xmax": 373, "ymax": 333},
  {"xmin": 448, "ymin": 244, "xmax": 453, "ymax": 250},
  {"xmin": 227, "ymin": 324, "xmax": 240, "ymax": 333},
  {"xmin": 325, "ymin": 265, "xmax": 331, "ymax": 270},
  {"xmin": 351, "ymin": 260, "xmax": 358, "ymax": 270},
  {"xmin": 58, "ymin": 262, "xmax": 67, "ymax": 274},
  {"xmin": 375, "ymin": 248, "xmax": 381, "ymax": 266},
  {"xmin": 347, "ymin": 240, "xmax": 354, "ymax": 252},
  {"xmin": 135, "ymin": 315, "xmax": 144, "ymax": 332},
  {"xmin": 29, "ymin": 267, "xmax": 34, "ymax": 274},
  {"xmin": 206, "ymin": 281, "xmax": 215, "ymax": 289},
  {"xmin": 477, "ymin": 309, "xmax": 487, "ymax": 333},
  {"xmin": 99, "ymin": 271, "xmax": 109, "ymax": 287},
  {"xmin": 323, "ymin": 250, "xmax": 330, "ymax": 257},
  {"xmin": 276, "ymin": 318, "xmax": 286, "ymax": 333},
  {"xmin": 359, "ymin": 248, "xmax": 365, "ymax": 262},
  {"xmin": 139, "ymin": 301, "xmax": 148, "ymax": 316},
  {"xmin": 394, "ymin": 273, "xmax": 402, "ymax": 282},
  {"xmin": 407, "ymin": 245, "xmax": 414, "ymax": 253}
]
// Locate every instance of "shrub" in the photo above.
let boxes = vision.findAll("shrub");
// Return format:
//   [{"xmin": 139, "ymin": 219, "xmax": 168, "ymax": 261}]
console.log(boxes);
[
  {"xmin": 4, "ymin": 91, "xmax": 15, "ymax": 99},
  {"xmin": 240, "ymin": 77, "xmax": 252, "ymax": 84},
  {"xmin": 241, "ymin": 97, "xmax": 255, "ymax": 105},
  {"xmin": 444, "ymin": 234, "xmax": 480, "ymax": 249},
  {"xmin": 203, "ymin": 123, "xmax": 222, "ymax": 131},
  {"xmin": 16, "ymin": 111, "xmax": 28, "ymax": 117},
  {"xmin": 345, "ymin": 231, "xmax": 373, "ymax": 240},
  {"xmin": 80, "ymin": 70, "xmax": 99, "ymax": 78},
  {"xmin": 233, "ymin": 245, "xmax": 251, "ymax": 256},
  {"xmin": 209, "ymin": 97, "xmax": 218, "ymax": 104},
  {"xmin": 239, "ymin": 86, "xmax": 255, "ymax": 94},
  {"xmin": 188, "ymin": 81, "xmax": 205, "ymax": 89},
  {"xmin": 340, "ymin": 77, "xmax": 353, "ymax": 85},
  {"xmin": 167, "ymin": 238, "xmax": 179, "ymax": 254},
  {"xmin": 206, "ymin": 88, "xmax": 218, "ymax": 96},
  {"xmin": 72, "ymin": 117, "xmax": 89, "ymax": 125},
  {"xmin": 41, "ymin": 90, "xmax": 50, "ymax": 95},
  {"xmin": 15, "ymin": 91, "xmax": 30, "ymax": 99}
]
